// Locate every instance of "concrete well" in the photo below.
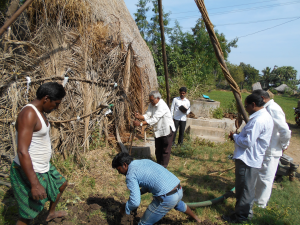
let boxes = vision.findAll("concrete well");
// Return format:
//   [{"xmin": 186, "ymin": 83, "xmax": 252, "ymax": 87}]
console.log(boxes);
[
  {"xmin": 190, "ymin": 99, "xmax": 220, "ymax": 118},
  {"xmin": 126, "ymin": 137, "xmax": 155, "ymax": 158}
]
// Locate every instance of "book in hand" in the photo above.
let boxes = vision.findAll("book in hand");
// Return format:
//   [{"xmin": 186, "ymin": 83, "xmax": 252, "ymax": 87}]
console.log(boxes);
[{"xmin": 179, "ymin": 105, "xmax": 188, "ymax": 113}]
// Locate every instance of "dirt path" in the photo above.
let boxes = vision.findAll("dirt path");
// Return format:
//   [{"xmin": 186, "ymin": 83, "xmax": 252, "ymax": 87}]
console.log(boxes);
[{"xmin": 285, "ymin": 123, "xmax": 300, "ymax": 166}]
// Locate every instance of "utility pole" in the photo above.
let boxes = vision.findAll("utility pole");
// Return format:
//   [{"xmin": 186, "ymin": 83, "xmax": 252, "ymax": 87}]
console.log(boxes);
[{"xmin": 157, "ymin": 0, "xmax": 170, "ymax": 106}]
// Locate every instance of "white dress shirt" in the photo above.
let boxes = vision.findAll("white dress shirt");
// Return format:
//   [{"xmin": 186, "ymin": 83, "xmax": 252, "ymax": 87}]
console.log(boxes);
[
  {"xmin": 264, "ymin": 99, "xmax": 291, "ymax": 156},
  {"xmin": 233, "ymin": 108, "xmax": 274, "ymax": 168},
  {"xmin": 170, "ymin": 97, "xmax": 191, "ymax": 121},
  {"xmin": 143, "ymin": 99, "xmax": 176, "ymax": 138}
]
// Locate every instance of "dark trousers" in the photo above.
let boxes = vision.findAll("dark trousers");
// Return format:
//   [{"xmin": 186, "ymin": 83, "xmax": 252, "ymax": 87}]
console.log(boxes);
[
  {"xmin": 155, "ymin": 131, "xmax": 174, "ymax": 168},
  {"xmin": 234, "ymin": 159, "xmax": 257, "ymax": 221},
  {"xmin": 173, "ymin": 120, "xmax": 186, "ymax": 145}
]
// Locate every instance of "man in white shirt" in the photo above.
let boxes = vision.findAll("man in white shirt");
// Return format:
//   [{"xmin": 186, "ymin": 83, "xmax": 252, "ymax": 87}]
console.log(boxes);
[
  {"xmin": 134, "ymin": 91, "xmax": 176, "ymax": 168},
  {"xmin": 170, "ymin": 87, "xmax": 191, "ymax": 146},
  {"xmin": 252, "ymin": 90, "xmax": 291, "ymax": 208},
  {"xmin": 222, "ymin": 93, "xmax": 274, "ymax": 223}
]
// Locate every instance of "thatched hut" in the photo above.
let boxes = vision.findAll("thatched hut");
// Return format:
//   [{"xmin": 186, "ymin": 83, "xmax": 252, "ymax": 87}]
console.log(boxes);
[{"xmin": 0, "ymin": 0, "xmax": 157, "ymax": 160}]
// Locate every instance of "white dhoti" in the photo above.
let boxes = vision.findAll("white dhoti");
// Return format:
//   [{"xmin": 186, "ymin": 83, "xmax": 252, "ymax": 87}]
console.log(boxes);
[{"xmin": 254, "ymin": 155, "xmax": 280, "ymax": 208}]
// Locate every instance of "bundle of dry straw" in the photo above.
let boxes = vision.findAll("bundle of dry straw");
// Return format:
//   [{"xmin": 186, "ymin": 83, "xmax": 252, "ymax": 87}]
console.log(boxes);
[{"xmin": 0, "ymin": 0, "xmax": 152, "ymax": 160}]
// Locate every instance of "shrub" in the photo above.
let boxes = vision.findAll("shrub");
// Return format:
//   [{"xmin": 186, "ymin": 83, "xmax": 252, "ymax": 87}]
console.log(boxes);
[
  {"xmin": 270, "ymin": 88, "xmax": 278, "ymax": 95},
  {"xmin": 212, "ymin": 107, "xmax": 223, "ymax": 119},
  {"xmin": 223, "ymin": 99, "xmax": 238, "ymax": 114}
]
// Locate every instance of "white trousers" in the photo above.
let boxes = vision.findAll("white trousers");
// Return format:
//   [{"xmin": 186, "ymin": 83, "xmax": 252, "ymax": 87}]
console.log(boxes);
[{"xmin": 254, "ymin": 156, "xmax": 280, "ymax": 208}]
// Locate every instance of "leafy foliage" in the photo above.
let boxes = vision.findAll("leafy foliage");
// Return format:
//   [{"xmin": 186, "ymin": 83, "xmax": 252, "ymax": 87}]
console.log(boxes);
[
  {"xmin": 261, "ymin": 66, "xmax": 299, "ymax": 90},
  {"xmin": 212, "ymin": 107, "xmax": 223, "ymax": 119},
  {"xmin": 239, "ymin": 62, "xmax": 260, "ymax": 89},
  {"xmin": 227, "ymin": 63, "xmax": 245, "ymax": 88},
  {"xmin": 134, "ymin": 0, "xmax": 150, "ymax": 39},
  {"xmin": 134, "ymin": 4, "xmax": 237, "ymax": 97}
]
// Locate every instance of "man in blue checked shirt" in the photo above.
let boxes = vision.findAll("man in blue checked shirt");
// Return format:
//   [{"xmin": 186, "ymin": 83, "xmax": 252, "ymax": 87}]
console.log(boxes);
[{"xmin": 112, "ymin": 152, "xmax": 201, "ymax": 224}]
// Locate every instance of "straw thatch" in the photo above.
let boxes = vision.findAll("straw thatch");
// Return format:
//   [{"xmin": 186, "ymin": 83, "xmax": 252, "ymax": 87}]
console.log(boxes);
[
  {"xmin": 0, "ymin": 0, "xmax": 157, "ymax": 159},
  {"xmin": 274, "ymin": 84, "xmax": 290, "ymax": 92}
]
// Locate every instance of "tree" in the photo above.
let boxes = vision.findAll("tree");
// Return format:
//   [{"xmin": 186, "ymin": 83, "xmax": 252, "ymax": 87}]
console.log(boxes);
[
  {"xmin": 273, "ymin": 66, "xmax": 299, "ymax": 90},
  {"xmin": 147, "ymin": 0, "xmax": 172, "ymax": 46},
  {"xmin": 239, "ymin": 62, "xmax": 260, "ymax": 89},
  {"xmin": 134, "ymin": 0, "xmax": 150, "ymax": 40},
  {"xmin": 227, "ymin": 63, "xmax": 244, "ymax": 88},
  {"xmin": 261, "ymin": 66, "xmax": 299, "ymax": 90},
  {"xmin": 261, "ymin": 66, "xmax": 276, "ymax": 89},
  {"xmin": 146, "ymin": 0, "xmax": 172, "ymax": 77},
  {"xmin": 180, "ymin": 19, "xmax": 238, "ymax": 83}
]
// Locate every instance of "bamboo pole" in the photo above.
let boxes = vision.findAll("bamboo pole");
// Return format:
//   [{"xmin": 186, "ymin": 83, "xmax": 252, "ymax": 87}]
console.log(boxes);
[
  {"xmin": 123, "ymin": 49, "xmax": 131, "ymax": 94},
  {"xmin": 0, "ymin": 0, "xmax": 35, "ymax": 37},
  {"xmin": 157, "ymin": 0, "xmax": 170, "ymax": 106}
]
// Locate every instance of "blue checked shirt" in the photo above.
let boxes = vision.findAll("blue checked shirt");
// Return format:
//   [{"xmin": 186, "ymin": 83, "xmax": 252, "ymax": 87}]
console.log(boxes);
[{"xmin": 125, "ymin": 159, "xmax": 180, "ymax": 214}]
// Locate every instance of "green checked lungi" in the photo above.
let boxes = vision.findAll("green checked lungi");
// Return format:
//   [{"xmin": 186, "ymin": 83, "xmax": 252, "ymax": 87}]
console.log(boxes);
[{"xmin": 10, "ymin": 161, "xmax": 66, "ymax": 220}]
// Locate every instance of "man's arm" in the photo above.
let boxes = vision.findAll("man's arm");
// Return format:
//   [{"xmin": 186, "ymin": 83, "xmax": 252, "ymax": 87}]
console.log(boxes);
[
  {"xmin": 144, "ymin": 104, "xmax": 166, "ymax": 126},
  {"xmin": 124, "ymin": 176, "xmax": 141, "ymax": 215},
  {"xmin": 170, "ymin": 98, "xmax": 176, "ymax": 118},
  {"xmin": 16, "ymin": 108, "xmax": 47, "ymax": 200},
  {"xmin": 186, "ymin": 100, "xmax": 191, "ymax": 115},
  {"xmin": 269, "ymin": 108, "xmax": 291, "ymax": 150},
  {"xmin": 233, "ymin": 122, "xmax": 260, "ymax": 149}
]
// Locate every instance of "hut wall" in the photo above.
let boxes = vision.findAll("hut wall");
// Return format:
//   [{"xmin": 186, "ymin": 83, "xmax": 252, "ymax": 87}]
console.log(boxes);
[{"xmin": 0, "ymin": 0, "xmax": 157, "ymax": 158}]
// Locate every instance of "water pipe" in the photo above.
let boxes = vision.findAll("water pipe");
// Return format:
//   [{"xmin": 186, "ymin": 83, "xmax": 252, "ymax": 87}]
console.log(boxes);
[{"xmin": 186, "ymin": 187, "xmax": 235, "ymax": 208}]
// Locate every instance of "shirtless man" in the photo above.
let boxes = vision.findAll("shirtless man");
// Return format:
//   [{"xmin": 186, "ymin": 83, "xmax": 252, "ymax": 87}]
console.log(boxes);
[{"xmin": 10, "ymin": 82, "xmax": 68, "ymax": 225}]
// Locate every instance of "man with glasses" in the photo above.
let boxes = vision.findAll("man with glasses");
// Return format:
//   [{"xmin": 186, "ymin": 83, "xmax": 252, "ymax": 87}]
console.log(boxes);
[
  {"xmin": 252, "ymin": 90, "xmax": 291, "ymax": 208},
  {"xmin": 222, "ymin": 93, "xmax": 273, "ymax": 223},
  {"xmin": 134, "ymin": 91, "xmax": 175, "ymax": 168}
]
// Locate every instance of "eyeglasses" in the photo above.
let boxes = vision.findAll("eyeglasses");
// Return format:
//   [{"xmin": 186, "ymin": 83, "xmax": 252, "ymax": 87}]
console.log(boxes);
[{"xmin": 149, "ymin": 98, "xmax": 156, "ymax": 103}]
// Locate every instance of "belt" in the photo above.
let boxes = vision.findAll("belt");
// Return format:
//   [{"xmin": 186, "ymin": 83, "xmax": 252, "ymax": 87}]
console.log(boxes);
[
  {"xmin": 165, "ymin": 183, "xmax": 181, "ymax": 196},
  {"xmin": 157, "ymin": 183, "xmax": 181, "ymax": 202}
]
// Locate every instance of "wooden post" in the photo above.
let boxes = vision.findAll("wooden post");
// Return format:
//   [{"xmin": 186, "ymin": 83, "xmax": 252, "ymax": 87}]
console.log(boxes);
[{"xmin": 158, "ymin": 0, "xmax": 170, "ymax": 106}]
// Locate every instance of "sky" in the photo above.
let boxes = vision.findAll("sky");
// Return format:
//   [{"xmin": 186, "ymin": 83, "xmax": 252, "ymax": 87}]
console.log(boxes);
[{"xmin": 123, "ymin": 0, "xmax": 300, "ymax": 78}]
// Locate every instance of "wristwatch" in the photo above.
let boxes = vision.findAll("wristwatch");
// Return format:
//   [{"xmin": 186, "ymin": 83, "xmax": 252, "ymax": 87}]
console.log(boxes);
[{"xmin": 140, "ymin": 122, "xmax": 143, "ymax": 126}]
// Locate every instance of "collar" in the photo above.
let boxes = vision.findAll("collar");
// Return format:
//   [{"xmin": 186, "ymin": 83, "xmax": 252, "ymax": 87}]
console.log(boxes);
[
  {"xmin": 263, "ymin": 99, "xmax": 273, "ymax": 108},
  {"xmin": 155, "ymin": 99, "xmax": 162, "ymax": 107},
  {"xmin": 177, "ymin": 96, "xmax": 186, "ymax": 100},
  {"xmin": 249, "ymin": 107, "xmax": 266, "ymax": 120}
]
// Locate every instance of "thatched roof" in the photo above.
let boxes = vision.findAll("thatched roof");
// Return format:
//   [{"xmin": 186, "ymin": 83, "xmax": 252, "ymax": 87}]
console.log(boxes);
[
  {"xmin": 274, "ymin": 84, "xmax": 290, "ymax": 92},
  {"xmin": 0, "ymin": 0, "xmax": 157, "ymax": 159},
  {"xmin": 87, "ymin": 0, "xmax": 157, "ymax": 89}
]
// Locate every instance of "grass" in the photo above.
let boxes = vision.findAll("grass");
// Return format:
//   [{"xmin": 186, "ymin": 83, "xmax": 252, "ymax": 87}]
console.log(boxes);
[
  {"xmin": 203, "ymin": 90, "xmax": 299, "ymax": 123},
  {"xmin": 1, "ymin": 93, "xmax": 300, "ymax": 224},
  {"xmin": 1, "ymin": 137, "xmax": 300, "ymax": 224}
]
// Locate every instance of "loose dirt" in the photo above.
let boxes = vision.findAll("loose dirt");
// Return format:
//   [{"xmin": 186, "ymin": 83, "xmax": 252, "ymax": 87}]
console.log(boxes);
[{"xmin": 285, "ymin": 123, "xmax": 300, "ymax": 165}]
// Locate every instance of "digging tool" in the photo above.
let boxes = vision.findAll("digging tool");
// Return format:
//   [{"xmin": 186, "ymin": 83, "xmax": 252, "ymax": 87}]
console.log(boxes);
[{"xmin": 129, "ymin": 126, "xmax": 136, "ymax": 155}]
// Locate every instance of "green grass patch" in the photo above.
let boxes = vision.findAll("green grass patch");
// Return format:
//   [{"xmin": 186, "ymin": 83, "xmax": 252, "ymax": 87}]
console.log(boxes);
[{"xmin": 204, "ymin": 90, "xmax": 299, "ymax": 122}]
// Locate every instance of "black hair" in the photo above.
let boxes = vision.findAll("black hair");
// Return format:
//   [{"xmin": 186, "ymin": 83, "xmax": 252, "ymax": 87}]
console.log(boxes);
[
  {"xmin": 179, "ymin": 87, "xmax": 187, "ymax": 93},
  {"xmin": 245, "ymin": 93, "xmax": 265, "ymax": 107},
  {"xmin": 36, "ymin": 82, "xmax": 66, "ymax": 101},
  {"xmin": 252, "ymin": 90, "xmax": 270, "ymax": 99},
  {"xmin": 112, "ymin": 152, "xmax": 133, "ymax": 168}
]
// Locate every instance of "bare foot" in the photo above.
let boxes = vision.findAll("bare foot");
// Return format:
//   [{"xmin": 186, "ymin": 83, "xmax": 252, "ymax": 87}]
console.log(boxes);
[{"xmin": 46, "ymin": 211, "xmax": 68, "ymax": 222}]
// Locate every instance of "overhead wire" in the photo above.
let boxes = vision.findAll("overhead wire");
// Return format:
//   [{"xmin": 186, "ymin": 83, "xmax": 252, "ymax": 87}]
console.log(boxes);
[
  {"xmin": 179, "ymin": 16, "xmax": 300, "ymax": 29},
  {"xmin": 234, "ymin": 16, "xmax": 300, "ymax": 39},
  {"xmin": 172, "ymin": 0, "xmax": 291, "ymax": 15},
  {"xmin": 169, "ymin": 1, "xmax": 300, "ymax": 20}
]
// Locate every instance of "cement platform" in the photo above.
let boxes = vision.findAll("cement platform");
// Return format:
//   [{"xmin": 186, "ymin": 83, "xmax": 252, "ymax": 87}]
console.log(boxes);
[
  {"xmin": 186, "ymin": 117, "xmax": 246, "ymax": 143},
  {"xmin": 190, "ymin": 99, "xmax": 220, "ymax": 118},
  {"xmin": 126, "ymin": 138, "xmax": 155, "ymax": 158}
]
